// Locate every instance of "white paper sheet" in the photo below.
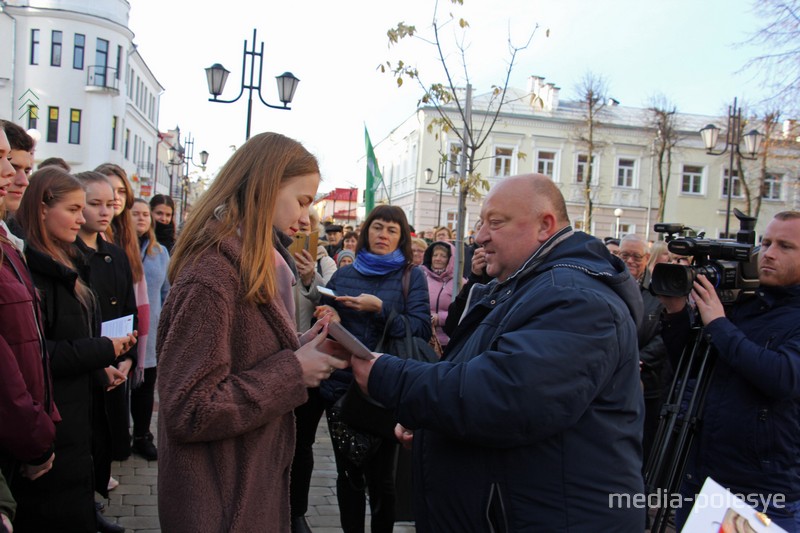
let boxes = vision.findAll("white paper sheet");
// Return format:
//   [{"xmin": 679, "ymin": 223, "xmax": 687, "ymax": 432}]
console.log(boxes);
[{"xmin": 100, "ymin": 314, "xmax": 134, "ymax": 337}]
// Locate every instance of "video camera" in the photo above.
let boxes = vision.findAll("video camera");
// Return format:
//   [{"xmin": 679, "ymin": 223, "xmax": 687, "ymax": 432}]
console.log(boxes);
[{"xmin": 650, "ymin": 208, "xmax": 759, "ymax": 303}]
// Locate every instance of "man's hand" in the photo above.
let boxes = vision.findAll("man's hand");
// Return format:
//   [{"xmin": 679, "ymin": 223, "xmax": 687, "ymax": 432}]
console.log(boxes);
[
  {"xmin": 351, "ymin": 351, "xmax": 381, "ymax": 393},
  {"xmin": 1, "ymin": 511, "xmax": 12, "ymax": 532},
  {"xmin": 20, "ymin": 452, "xmax": 55, "ymax": 480},
  {"xmin": 691, "ymin": 275, "xmax": 726, "ymax": 325}
]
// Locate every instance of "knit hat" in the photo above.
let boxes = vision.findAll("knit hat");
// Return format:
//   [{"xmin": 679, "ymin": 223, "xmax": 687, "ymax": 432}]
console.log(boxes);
[{"xmin": 336, "ymin": 249, "xmax": 356, "ymax": 267}]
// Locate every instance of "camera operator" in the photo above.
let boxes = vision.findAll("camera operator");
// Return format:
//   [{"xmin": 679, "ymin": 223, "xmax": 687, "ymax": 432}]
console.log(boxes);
[{"xmin": 659, "ymin": 211, "xmax": 800, "ymax": 531}]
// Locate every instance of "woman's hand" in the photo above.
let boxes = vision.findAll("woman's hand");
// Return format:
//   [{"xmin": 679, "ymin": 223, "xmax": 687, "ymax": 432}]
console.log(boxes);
[
  {"xmin": 394, "ymin": 424, "xmax": 414, "ymax": 450},
  {"xmin": 294, "ymin": 249, "xmax": 316, "ymax": 287},
  {"xmin": 295, "ymin": 323, "xmax": 350, "ymax": 388},
  {"xmin": 313, "ymin": 305, "xmax": 340, "ymax": 323},
  {"xmin": 116, "ymin": 358, "xmax": 133, "ymax": 379},
  {"xmin": 336, "ymin": 294, "xmax": 382, "ymax": 313},
  {"xmin": 20, "ymin": 452, "xmax": 55, "ymax": 480},
  {"xmin": 104, "ymin": 366, "xmax": 126, "ymax": 391},
  {"xmin": 109, "ymin": 332, "xmax": 138, "ymax": 357}
]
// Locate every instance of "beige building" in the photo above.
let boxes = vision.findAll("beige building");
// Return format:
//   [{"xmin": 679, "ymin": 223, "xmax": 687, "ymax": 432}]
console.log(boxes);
[{"xmin": 374, "ymin": 76, "xmax": 799, "ymax": 242}]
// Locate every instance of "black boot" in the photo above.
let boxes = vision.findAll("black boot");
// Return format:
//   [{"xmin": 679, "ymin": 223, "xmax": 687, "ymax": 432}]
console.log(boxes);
[
  {"xmin": 132, "ymin": 433, "xmax": 158, "ymax": 461},
  {"xmin": 290, "ymin": 516, "xmax": 313, "ymax": 533},
  {"xmin": 95, "ymin": 509, "xmax": 125, "ymax": 533}
]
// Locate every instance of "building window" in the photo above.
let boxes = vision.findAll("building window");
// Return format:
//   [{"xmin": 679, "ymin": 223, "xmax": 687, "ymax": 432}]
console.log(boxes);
[
  {"xmin": 722, "ymin": 168, "xmax": 743, "ymax": 198},
  {"xmin": 493, "ymin": 146, "xmax": 514, "ymax": 178},
  {"xmin": 30, "ymin": 29, "xmax": 40, "ymax": 65},
  {"xmin": 111, "ymin": 116, "xmax": 118, "ymax": 150},
  {"xmin": 47, "ymin": 107, "xmax": 59, "ymax": 143},
  {"xmin": 95, "ymin": 38, "xmax": 109, "ymax": 86},
  {"xmin": 27, "ymin": 105, "xmax": 38, "ymax": 130},
  {"xmin": 575, "ymin": 154, "xmax": 596, "ymax": 183},
  {"xmin": 124, "ymin": 129, "xmax": 130, "ymax": 159},
  {"xmin": 681, "ymin": 165, "xmax": 704, "ymax": 195},
  {"xmin": 116, "ymin": 45, "xmax": 122, "ymax": 80},
  {"xmin": 763, "ymin": 173, "xmax": 783, "ymax": 200},
  {"xmin": 536, "ymin": 150, "xmax": 557, "ymax": 178},
  {"xmin": 68, "ymin": 109, "xmax": 81, "ymax": 144},
  {"xmin": 616, "ymin": 158, "xmax": 636, "ymax": 188},
  {"xmin": 50, "ymin": 30, "xmax": 62, "ymax": 67},
  {"xmin": 73, "ymin": 33, "xmax": 85, "ymax": 69}
]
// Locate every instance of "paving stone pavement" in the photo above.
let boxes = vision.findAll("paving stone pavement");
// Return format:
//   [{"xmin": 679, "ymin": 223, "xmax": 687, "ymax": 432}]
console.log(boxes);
[{"xmin": 105, "ymin": 403, "xmax": 416, "ymax": 532}]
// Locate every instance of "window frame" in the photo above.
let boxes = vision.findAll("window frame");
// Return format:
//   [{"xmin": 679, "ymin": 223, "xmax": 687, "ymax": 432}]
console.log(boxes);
[
  {"xmin": 536, "ymin": 149, "xmax": 558, "ymax": 179},
  {"xmin": 47, "ymin": 107, "xmax": 59, "ymax": 143},
  {"xmin": 681, "ymin": 164, "xmax": 705, "ymax": 195},
  {"xmin": 575, "ymin": 153, "xmax": 597, "ymax": 184},
  {"xmin": 30, "ymin": 29, "xmax": 40, "ymax": 65},
  {"xmin": 762, "ymin": 173, "xmax": 783, "ymax": 200},
  {"xmin": 615, "ymin": 157, "xmax": 637, "ymax": 188},
  {"xmin": 50, "ymin": 30, "xmax": 63, "ymax": 67},
  {"xmin": 68, "ymin": 109, "xmax": 81, "ymax": 145},
  {"xmin": 73, "ymin": 33, "xmax": 85, "ymax": 70},
  {"xmin": 721, "ymin": 167, "xmax": 744, "ymax": 199},
  {"xmin": 493, "ymin": 145, "xmax": 515, "ymax": 178}
]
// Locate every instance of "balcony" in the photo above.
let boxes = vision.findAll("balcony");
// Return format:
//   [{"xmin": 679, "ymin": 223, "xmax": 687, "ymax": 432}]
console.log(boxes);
[{"xmin": 86, "ymin": 66, "xmax": 119, "ymax": 93}]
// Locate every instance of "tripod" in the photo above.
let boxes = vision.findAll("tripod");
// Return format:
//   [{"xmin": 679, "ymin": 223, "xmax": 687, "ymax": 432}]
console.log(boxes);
[{"xmin": 644, "ymin": 321, "xmax": 716, "ymax": 533}]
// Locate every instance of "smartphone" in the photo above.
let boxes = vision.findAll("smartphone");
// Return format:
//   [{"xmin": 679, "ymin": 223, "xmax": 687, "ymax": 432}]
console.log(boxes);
[
  {"xmin": 318, "ymin": 286, "xmax": 337, "ymax": 298},
  {"xmin": 328, "ymin": 321, "xmax": 375, "ymax": 360},
  {"xmin": 288, "ymin": 230, "xmax": 319, "ymax": 256}
]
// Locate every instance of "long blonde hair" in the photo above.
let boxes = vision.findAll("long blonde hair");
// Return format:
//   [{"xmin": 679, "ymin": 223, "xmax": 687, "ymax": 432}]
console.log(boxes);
[{"xmin": 168, "ymin": 132, "xmax": 319, "ymax": 304}]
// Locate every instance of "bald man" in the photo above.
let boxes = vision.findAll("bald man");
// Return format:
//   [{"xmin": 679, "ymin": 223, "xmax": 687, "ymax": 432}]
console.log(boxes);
[{"xmin": 352, "ymin": 174, "xmax": 645, "ymax": 532}]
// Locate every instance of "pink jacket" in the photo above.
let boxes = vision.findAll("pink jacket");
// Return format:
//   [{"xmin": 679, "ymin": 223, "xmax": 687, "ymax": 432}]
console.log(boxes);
[{"xmin": 420, "ymin": 241, "xmax": 465, "ymax": 347}]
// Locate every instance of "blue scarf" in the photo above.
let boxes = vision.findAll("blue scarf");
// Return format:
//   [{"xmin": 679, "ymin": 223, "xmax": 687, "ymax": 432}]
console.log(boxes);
[{"xmin": 353, "ymin": 249, "xmax": 407, "ymax": 276}]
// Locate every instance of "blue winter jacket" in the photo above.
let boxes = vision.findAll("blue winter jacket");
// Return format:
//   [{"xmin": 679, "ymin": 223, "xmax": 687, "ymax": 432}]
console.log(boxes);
[
  {"xmin": 368, "ymin": 228, "xmax": 646, "ymax": 532},
  {"xmin": 663, "ymin": 284, "xmax": 800, "ymax": 510},
  {"xmin": 320, "ymin": 263, "xmax": 431, "ymax": 403}
]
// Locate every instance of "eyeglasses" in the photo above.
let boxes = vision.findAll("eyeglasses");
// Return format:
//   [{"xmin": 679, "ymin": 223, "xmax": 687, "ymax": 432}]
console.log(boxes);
[{"xmin": 619, "ymin": 252, "xmax": 645, "ymax": 261}]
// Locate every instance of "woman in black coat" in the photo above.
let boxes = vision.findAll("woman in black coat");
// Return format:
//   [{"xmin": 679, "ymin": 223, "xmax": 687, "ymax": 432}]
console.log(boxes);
[{"xmin": 11, "ymin": 168, "xmax": 136, "ymax": 533}]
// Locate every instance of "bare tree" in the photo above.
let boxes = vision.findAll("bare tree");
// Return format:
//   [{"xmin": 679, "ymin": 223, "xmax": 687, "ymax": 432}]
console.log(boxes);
[
  {"xmin": 381, "ymin": 0, "xmax": 539, "ymax": 285},
  {"xmin": 574, "ymin": 72, "xmax": 608, "ymax": 231},
  {"xmin": 647, "ymin": 95, "xmax": 681, "ymax": 224},
  {"xmin": 742, "ymin": 0, "xmax": 800, "ymax": 115}
]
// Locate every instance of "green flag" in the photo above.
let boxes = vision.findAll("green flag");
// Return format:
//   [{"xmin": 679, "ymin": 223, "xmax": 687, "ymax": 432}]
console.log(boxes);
[{"xmin": 365, "ymin": 126, "xmax": 383, "ymax": 213}]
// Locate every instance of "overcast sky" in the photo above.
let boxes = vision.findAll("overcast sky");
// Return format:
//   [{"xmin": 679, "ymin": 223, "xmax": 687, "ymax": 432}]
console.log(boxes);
[{"xmin": 128, "ymin": 0, "xmax": 771, "ymax": 192}]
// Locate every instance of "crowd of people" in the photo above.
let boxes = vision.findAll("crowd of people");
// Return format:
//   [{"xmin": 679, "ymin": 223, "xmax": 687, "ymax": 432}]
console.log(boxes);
[{"xmin": 2, "ymin": 118, "xmax": 799, "ymax": 533}]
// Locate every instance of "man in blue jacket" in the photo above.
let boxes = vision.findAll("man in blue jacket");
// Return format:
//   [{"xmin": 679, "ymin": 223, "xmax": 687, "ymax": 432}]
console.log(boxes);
[
  {"xmin": 352, "ymin": 174, "xmax": 645, "ymax": 532},
  {"xmin": 660, "ymin": 211, "xmax": 800, "ymax": 531}
]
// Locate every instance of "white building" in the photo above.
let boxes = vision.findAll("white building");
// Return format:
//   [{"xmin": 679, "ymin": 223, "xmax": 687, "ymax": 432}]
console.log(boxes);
[
  {"xmin": 373, "ymin": 76, "xmax": 800, "ymax": 242},
  {"xmin": 0, "ymin": 0, "xmax": 164, "ymax": 197}
]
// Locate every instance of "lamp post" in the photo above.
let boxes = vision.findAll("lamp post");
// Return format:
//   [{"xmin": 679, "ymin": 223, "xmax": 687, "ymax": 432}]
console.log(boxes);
[
  {"xmin": 614, "ymin": 208, "xmax": 624, "ymax": 239},
  {"xmin": 205, "ymin": 28, "xmax": 300, "ymax": 141},
  {"xmin": 699, "ymin": 97, "xmax": 763, "ymax": 236},
  {"xmin": 425, "ymin": 159, "xmax": 454, "ymax": 227},
  {"xmin": 167, "ymin": 126, "xmax": 209, "ymax": 221}
]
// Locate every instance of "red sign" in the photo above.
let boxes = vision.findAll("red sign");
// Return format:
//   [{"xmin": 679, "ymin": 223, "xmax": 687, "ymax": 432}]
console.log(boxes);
[{"xmin": 141, "ymin": 184, "xmax": 152, "ymax": 197}]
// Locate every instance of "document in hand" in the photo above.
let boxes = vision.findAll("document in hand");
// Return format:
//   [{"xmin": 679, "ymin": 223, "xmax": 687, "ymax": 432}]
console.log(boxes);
[{"xmin": 101, "ymin": 314, "xmax": 134, "ymax": 337}]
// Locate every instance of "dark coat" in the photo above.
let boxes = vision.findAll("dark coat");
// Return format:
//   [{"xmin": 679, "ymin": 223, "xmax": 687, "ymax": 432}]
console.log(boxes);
[
  {"xmin": 0, "ymin": 238, "xmax": 58, "ymax": 475},
  {"xmin": 368, "ymin": 229, "xmax": 646, "ymax": 532},
  {"xmin": 663, "ymin": 284, "xmax": 800, "ymax": 511},
  {"xmin": 638, "ymin": 272, "xmax": 668, "ymax": 400},
  {"xmin": 320, "ymin": 262, "xmax": 431, "ymax": 403},
  {"xmin": 77, "ymin": 237, "xmax": 138, "ymax": 482},
  {"xmin": 157, "ymin": 233, "xmax": 307, "ymax": 532},
  {"xmin": 12, "ymin": 245, "xmax": 116, "ymax": 533}
]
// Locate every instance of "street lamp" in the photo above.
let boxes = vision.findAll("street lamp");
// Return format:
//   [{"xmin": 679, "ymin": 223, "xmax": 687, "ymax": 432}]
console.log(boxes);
[
  {"xmin": 425, "ymin": 159, "xmax": 457, "ymax": 227},
  {"xmin": 205, "ymin": 28, "xmax": 300, "ymax": 141},
  {"xmin": 166, "ymin": 127, "xmax": 209, "ymax": 220},
  {"xmin": 614, "ymin": 208, "xmax": 624, "ymax": 239},
  {"xmin": 698, "ymin": 97, "xmax": 763, "ymax": 236}
]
